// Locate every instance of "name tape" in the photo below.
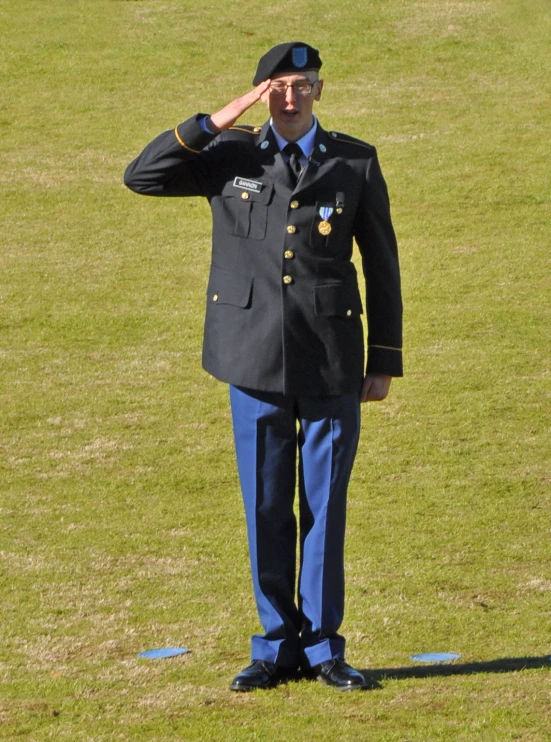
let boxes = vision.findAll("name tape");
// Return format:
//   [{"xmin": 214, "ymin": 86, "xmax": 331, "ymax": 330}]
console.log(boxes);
[{"xmin": 233, "ymin": 177, "xmax": 263, "ymax": 193}]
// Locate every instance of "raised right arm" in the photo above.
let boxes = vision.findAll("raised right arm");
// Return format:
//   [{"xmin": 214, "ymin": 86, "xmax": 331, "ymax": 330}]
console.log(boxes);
[
  {"xmin": 123, "ymin": 81, "xmax": 271, "ymax": 198},
  {"xmin": 123, "ymin": 114, "xmax": 218, "ymax": 198}
]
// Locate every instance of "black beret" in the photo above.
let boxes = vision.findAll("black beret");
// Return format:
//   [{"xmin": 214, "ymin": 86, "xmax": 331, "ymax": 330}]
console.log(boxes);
[{"xmin": 252, "ymin": 42, "xmax": 322, "ymax": 85}]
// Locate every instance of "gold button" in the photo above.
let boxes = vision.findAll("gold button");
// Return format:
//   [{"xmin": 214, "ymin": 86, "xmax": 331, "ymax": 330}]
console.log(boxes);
[
  {"xmin": 283, "ymin": 275, "xmax": 293, "ymax": 285},
  {"xmin": 286, "ymin": 225, "xmax": 296, "ymax": 234},
  {"xmin": 213, "ymin": 294, "xmax": 219, "ymax": 302},
  {"xmin": 254, "ymin": 126, "xmax": 261, "ymax": 133},
  {"xmin": 336, "ymin": 207, "xmax": 343, "ymax": 214},
  {"xmin": 346, "ymin": 309, "xmax": 352, "ymax": 317},
  {"xmin": 284, "ymin": 250, "xmax": 294, "ymax": 259},
  {"xmin": 241, "ymin": 192, "xmax": 250, "ymax": 200},
  {"xmin": 290, "ymin": 200, "xmax": 299, "ymax": 209}
]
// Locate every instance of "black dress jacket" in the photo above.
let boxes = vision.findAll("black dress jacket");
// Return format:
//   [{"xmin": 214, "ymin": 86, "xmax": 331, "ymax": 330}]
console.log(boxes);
[{"xmin": 124, "ymin": 115, "xmax": 403, "ymax": 396}]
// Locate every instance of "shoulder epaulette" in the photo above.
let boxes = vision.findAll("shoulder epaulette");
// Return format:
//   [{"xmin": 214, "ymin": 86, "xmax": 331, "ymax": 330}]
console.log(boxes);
[
  {"xmin": 327, "ymin": 131, "xmax": 374, "ymax": 151},
  {"xmin": 229, "ymin": 125, "xmax": 262, "ymax": 135}
]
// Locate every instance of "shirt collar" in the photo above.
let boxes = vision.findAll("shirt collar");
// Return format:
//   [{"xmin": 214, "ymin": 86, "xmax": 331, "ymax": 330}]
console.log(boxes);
[{"xmin": 270, "ymin": 117, "xmax": 318, "ymax": 159}]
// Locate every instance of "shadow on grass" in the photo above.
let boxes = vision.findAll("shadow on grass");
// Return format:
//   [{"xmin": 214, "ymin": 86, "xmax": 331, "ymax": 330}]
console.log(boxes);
[{"xmin": 362, "ymin": 654, "xmax": 551, "ymax": 683}]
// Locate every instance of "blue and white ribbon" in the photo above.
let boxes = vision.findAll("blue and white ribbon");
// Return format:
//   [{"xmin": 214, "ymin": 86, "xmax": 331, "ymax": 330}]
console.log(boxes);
[{"xmin": 318, "ymin": 207, "xmax": 333, "ymax": 221}]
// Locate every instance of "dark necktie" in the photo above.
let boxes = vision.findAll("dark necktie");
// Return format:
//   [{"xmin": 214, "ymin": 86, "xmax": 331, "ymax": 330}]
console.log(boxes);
[{"xmin": 283, "ymin": 143, "xmax": 303, "ymax": 184}]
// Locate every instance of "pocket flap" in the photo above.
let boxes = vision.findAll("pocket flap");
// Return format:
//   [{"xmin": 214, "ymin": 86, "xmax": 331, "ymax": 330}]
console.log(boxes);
[
  {"xmin": 207, "ymin": 267, "xmax": 253, "ymax": 308},
  {"xmin": 314, "ymin": 282, "xmax": 363, "ymax": 318},
  {"xmin": 222, "ymin": 180, "xmax": 273, "ymax": 204}
]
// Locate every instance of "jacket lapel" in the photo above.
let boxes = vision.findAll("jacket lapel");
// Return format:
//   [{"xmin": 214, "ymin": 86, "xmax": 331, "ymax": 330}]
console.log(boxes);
[
  {"xmin": 255, "ymin": 121, "xmax": 336, "ymax": 194},
  {"xmin": 295, "ymin": 125, "xmax": 334, "ymax": 194},
  {"xmin": 256, "ymin": 122, "xmax": 295, "ymax": 192}
]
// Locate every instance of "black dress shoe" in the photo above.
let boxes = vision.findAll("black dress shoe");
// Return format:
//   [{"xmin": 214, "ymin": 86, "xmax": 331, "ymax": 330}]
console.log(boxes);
[
  {"xmin": 314, "ymin": 659, "xmax": 368, "ymax": 690},
  {"xmin": 229, "ymin": 660, "xmax": 288, "ymax": 691}
]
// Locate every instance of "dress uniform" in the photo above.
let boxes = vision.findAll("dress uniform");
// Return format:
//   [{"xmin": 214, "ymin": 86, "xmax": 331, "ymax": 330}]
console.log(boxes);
[{"xmin": 124, "ymin": 42, "xmax": 402, "ymax": 691}]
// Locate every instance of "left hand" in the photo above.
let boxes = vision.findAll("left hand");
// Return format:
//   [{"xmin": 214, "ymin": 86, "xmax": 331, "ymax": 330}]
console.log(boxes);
[{"xmin": 360, "ymin": 374, "xmax": 392, "ymax": 403}]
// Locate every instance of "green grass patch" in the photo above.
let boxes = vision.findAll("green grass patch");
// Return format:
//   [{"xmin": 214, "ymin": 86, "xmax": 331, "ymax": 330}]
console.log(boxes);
[{"xmin": 1, "ymin": 0, "xmax": 550, "ymax": 739}]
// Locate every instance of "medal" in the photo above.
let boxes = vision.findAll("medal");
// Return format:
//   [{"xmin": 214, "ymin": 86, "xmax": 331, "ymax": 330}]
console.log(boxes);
[{"xmin": 318, "ymin": 206, "xmax": 333, "ymax": 236}]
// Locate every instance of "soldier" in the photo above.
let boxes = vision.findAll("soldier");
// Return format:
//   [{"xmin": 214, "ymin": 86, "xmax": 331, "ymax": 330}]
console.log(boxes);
[{"xmin": 124, "ymin": 42, "xmax": 402, "ymax": 691}]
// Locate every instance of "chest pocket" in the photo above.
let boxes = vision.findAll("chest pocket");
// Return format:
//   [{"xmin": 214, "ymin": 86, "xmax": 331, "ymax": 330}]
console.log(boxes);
[{"xmin": 219, "ymin": 182, "xmax": 273, "ymax": 240}]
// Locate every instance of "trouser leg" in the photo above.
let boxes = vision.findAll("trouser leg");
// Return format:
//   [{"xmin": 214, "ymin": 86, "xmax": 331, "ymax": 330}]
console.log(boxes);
[
  {"xmin": 297, "ymin": 393, "xmax": 361, "ymax": 669},
  {"xmin": 229, "ymin": 385, "xmax": 301, "ymax": 667}
]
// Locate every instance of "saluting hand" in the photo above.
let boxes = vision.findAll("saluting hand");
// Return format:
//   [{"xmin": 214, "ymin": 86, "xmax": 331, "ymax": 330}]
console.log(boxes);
[
  {"xmin": 360, "ymin": 374, "xmax": 392, "ymax": 403},
  {"xmin": 209, "ymin": 80, "xmax": 271, "ymax": 132}
]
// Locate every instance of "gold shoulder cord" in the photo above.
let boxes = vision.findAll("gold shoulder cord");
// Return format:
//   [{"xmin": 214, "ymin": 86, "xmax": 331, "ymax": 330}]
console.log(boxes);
[{"xmin": 229, "ymin": 126, "xmax": 259, "ymax": 134}]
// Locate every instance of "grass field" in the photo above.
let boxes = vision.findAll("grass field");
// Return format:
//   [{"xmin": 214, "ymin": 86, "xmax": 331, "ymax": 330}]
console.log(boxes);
[{"xmin": 1, "ymin": 0, "xmax": 550, "ymax": 739}]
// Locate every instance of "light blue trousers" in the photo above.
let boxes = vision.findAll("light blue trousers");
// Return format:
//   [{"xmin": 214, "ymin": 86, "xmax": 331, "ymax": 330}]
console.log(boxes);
[{"xmin": 229, "ymin": 385, "xmax": 361, "ymax": 669}]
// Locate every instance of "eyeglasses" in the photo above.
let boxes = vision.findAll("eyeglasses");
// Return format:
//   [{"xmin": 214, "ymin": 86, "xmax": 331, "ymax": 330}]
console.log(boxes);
[{"xmin": 269, "ymin": 81, "xmax": 320, "ymax": 96}]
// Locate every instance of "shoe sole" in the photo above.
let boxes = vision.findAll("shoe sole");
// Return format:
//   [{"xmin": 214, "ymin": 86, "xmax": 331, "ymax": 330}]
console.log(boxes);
[
  {"xmin": 229, "ymin": 669, "xmax": 301, "ymax": 691},
  {"xmin": 317, "ymin": 675, "xmax": 369, "ymax": 691},
  {"xmin": 229, "ymin": 684, "xmax": 257, "ymax": 691}
]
